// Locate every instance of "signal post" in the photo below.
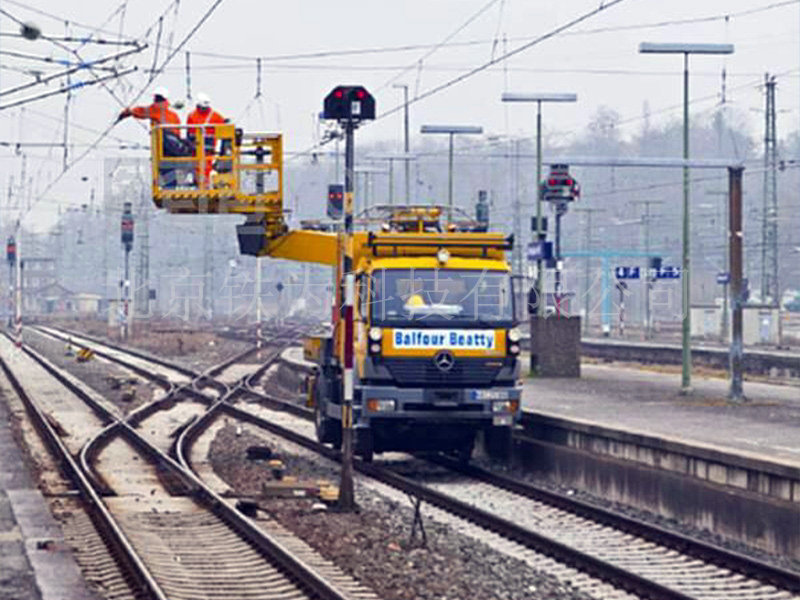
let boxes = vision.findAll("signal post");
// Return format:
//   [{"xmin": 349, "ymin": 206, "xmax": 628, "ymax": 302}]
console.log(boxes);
[
  {"xmin": 121, "ymin": 202, "xmax": 134, "ymax": 340},
  {"xmin": 323, "ymin": 86, "xmax": 375, "ymax": 511}
]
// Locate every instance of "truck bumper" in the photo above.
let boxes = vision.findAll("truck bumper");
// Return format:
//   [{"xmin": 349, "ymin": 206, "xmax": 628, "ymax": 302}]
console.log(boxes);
[{"xmin": 324, "ymin": 385, "xmax": 522, "ymax": 427}]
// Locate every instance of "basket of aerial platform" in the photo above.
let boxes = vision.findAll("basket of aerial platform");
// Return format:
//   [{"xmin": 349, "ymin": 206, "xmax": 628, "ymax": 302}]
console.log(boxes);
[{"xmin": 149, "ymin": 123, "xmax": 285, "ymax": 235}]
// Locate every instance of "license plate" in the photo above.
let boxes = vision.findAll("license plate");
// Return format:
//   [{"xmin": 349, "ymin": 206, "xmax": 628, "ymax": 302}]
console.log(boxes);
[{"xmin": 492, "ymin": 415, "xmax": 513, "ymax": 426}]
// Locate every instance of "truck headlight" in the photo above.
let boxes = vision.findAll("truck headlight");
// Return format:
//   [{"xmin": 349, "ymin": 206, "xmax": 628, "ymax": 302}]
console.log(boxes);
[
  {"xmin": 509, "ymin": 344, "xmax": 520, "ymax": 355},
  {"xmin": 366, "ymin": 398, "xmax": 396, "ymax": 412},
  {"xmin": 492, "ymin": 400, "xmax": 512, "ymax": 413},
  {"xmin": 507, "ymin": 327, "xmax": 522, "ymax": 342},
  {"xmin": 369, "ymin": 343, "xmax": 381, "ymax": 354},
  {"xmin": 369, "ymin": 327, "xmax": 383, "ymax": 342}
]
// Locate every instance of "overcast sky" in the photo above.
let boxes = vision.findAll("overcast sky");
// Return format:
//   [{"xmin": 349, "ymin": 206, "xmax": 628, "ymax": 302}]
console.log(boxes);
[{"xmin": 1, "ymin": 0, "xmax": 799, "ymax": 227}]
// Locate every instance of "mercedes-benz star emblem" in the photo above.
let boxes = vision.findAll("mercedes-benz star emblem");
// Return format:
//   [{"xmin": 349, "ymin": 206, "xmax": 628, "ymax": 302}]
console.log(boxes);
[{"xmin": 433, "ymin": 350, "xmax": 455, "ymax": 372}]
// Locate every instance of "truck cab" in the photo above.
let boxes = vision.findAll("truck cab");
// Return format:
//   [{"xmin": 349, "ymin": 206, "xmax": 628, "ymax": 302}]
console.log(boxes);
[{"xmin": 309, "ymin": 208, "xmax": 522, "ymax": 462}]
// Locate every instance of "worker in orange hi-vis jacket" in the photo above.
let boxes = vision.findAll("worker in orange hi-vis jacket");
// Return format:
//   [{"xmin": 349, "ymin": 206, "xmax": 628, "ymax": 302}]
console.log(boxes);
[
  {"xmin": 118, "ymin": 86, "xmax": 181, "ymax": 139},
  {"xmin": 118, "ymin": 87, "xmax": 186, "ymax": 188},
  {"xmin": 186, "ymin": 92, "xmax": 227, "ymax": 186}
]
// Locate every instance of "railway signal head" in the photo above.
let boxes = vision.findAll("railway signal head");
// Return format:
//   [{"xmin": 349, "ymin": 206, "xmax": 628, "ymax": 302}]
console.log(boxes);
[
  {"xmin": 6, "ymin": 237, "xmax": 16, "ymax": 265},
  {"xmin": 541, "ymin": 164, "xmax": 580, "ymax": 203},
  {"xmin": 323, "ymin": 86, "xmax": 376, "ymax": 122},
  {"xmin": 121, "ymin": 201, "xmax": 134, "ymax": 250},
  {"xmin": 327, "ymin": 184, "xmax": 344, "ymax": 219}
]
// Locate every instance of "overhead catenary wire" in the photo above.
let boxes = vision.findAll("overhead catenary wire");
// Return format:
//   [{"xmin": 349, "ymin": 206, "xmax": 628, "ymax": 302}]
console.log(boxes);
[
  {"xmin": 185, "ymin": 50, "xmax": 192, "ymax": 100},
  {"xmin": 0, "ymin": 45, "xmax": 145, "ymax": 98},
  {"xmin": 97, "ymin": 0, "xmax": 797, "ymax": 65},
  {"xmin": 290, "ymin": 0, "xmax": 629, "ymax": 162},
  {"xmin": 377, "ymin": 0, "xmax": 503, "ymax": 93},
  {"xmin": 0, "ymin": 31, "xmax": 139, "ymax": 46},
  {"xmin": 148, "ymin": 16, "xmax": 164, "ymax": 85},
  {"xmin": 26, "ymin": 0, "xmax": 227, "ymax": 223},
  {"xmin": 0, "ymin": 67, "xmax": 137, "ymax": 111},
  {"xmin": 0, "ymin": 3, "xmax": 148, "ymax": 119}
]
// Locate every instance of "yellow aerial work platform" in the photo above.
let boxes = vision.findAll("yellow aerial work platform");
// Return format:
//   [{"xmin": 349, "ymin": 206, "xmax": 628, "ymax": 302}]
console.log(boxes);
[{"xmin": 150, "ymin": 123, "xmax": 286, "ymax": 239}]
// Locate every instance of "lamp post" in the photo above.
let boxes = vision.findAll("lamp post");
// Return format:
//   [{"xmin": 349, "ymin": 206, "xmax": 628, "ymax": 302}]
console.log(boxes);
[
  {"xmin": 573, "ymin": 207, "xmax": 605, "ymax": 335},
  {"xmin": 392, "ymin": 84, "xmax": 411, "ymax": 204},
  {"xmin": 639, "ymin": 42, "xmax": 734, "ymax": 393},
  {"xmin": 354, "ymin": 165, "xmax": 389, "ymax": 215},
  {"xmin": 366, "ymin": 153, "xmax": 417, "ymax": 206},
  {"xmin": 502, "ymin": 92, "xmax": 577, "ymax": 317},
  {"xmin": 420, "ymin": 125, "xmax": 483, "ymax": 223}
]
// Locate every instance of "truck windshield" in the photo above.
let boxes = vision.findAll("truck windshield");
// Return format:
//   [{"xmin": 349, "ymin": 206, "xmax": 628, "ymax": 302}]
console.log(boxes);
[{"xmin": 370, "ymin": 268, "xmax": 514, "ymax": 327}]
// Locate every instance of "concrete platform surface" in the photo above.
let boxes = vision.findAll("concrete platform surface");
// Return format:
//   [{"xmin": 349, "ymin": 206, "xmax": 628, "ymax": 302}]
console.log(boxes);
[
  {"xmin": 523, "ymin": 364, "xmax": 800, "ymax": 467},
  {"xmin": 0, "ymin": 389, "xmax": 99, "ymax": 600}
]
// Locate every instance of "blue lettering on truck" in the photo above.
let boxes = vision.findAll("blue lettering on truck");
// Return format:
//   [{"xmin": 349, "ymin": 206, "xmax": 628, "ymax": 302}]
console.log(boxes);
[{"xmin": 393, "ymin": 329, "xmax": 496, "ymax": 350}]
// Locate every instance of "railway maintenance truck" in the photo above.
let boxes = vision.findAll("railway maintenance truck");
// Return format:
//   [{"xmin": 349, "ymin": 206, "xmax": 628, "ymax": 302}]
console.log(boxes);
[{"xmin": 147, "ymin": 117, "xmax": 522, "ymax": 462}]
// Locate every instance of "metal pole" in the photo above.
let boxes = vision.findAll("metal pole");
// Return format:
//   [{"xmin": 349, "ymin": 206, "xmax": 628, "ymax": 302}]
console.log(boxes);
[
  {"xmin": 728, "ymin": 166, "xmax": 745, "ymax": 402},
  {"xmin": 554, "ymin": 205, "xmax": 563, "ymax": 316},
  {"xmin": 681, "ymin": 52, "xmax": 692, "ymax": 392},
  {"xmin": 630, "ymin": 199, "xmax": 662, "ymax": 339},
  {"xmin": 14, "ymin": 226, "xmax": 21, "ymax": 348},
  {"xmin": 644, "ymin": 202, "xmax": 652, "ymax": 340},
  {"xmin": 402, "ymin": 85, "xmax": 410, "ymax": 204},
  {"xmin": 123, "ymin": 248, "xmax": 130, "ymax": 340},
  {"xmin": 388, "ymin": 159, "xmax": 394, "ymax": 206},
  {"xmin": 338, "ymin": 120, "xmax": 356, "ymax": 511},
  {"xmin": 583, "ymin": 210, "xmax": 592, "ymax": 335},
  {"xmin": 535, "ymin": 101, "xmax": 544, "ymax": 317},
  {"xmin": 254, "ymin": 144, "xmax": 265, "ymax": 347},
  {"xmin": 255, "ymin": 258, "xmax": 262, "ymax": 348},
  {"xmin": 447, "ymin": 133, "xmax": 454, "ymax": 225},
  {"xmin": 335, "ymin": 137, "xmax": 340, "ymax": 183},
  {"xmin": 513, "ymin": 140, "xmax": 522, "ymax": 277},
  {"xmin": 364, "ymin": 173, "xmax": 370, "ymax": 214},
  {"xmin": 721, "ymin": 280, "xmax": 729, "ymax": 341}
]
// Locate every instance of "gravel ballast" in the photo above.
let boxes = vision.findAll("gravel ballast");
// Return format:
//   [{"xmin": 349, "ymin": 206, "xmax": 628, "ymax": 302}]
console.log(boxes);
[
  {"xmin": 267, "ymin": 353, "xmax": 800, "ymax": 576},
  {"xmin": 209, "ymin": 424, "xmax": 591, "ymax": 600}
]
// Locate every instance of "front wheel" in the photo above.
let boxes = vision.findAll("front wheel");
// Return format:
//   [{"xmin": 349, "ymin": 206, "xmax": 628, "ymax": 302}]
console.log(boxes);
[
  {"xmin": 356, "ymin": 429, "xmax": 374, "ymax": 463},
  {"xmin": 485, "ymin": 427, "xmax": 513, "ymax": 462},
  {"xmin": 315, "ymin": 399, "xmax": 339, "ymax": 445}
]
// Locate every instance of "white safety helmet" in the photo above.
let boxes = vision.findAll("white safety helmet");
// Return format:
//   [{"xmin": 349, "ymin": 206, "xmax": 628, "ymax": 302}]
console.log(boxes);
[
  {"xmin": 196, "ymin": 92, "xmax": 211, "ymax": 109},
  {"xmin": 153, "ymin": 86, "xmax": 169, "ymax": 100}
]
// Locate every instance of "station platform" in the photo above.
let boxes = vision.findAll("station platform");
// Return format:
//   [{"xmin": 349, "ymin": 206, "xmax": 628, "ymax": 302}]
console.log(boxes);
[
  {"xmin": 0, "ymin": 391, "xmax": 99, "ymax": 600},
  {"xmin": 522, "ymin": 363, "xmax": 800, "ymax": 467}
]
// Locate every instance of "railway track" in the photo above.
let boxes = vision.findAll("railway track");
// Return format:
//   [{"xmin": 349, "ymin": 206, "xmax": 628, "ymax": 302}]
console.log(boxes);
[
  {"xmin": 24, "ymin": 325, "xmax": 800, "ymax": 600},
  {"xmin": 234, "ymin": 351, "xmax": 800, "ymax": 600},
  {"xmin": 3, "ymin": 327, "xmax": 377, "ymax": 600}
]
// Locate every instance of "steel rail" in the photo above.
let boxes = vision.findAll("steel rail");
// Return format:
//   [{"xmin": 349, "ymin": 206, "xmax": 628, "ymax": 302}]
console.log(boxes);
[
  {"xmin": 0, "ymin": 335, "xmax": 169, "ymax": 600},
  {"xmin": 34, "ymin": 325, "xmax": 198, "ymax": 378},
  {"xmin": 12, "ymin": 331, "xmax": 356, "ymax": 600},
  {"xmin": 222, "ymin": 384, "xmax": 800, "ymax": 600},
  {"xmin": 431, "ymin": 456, "xmax": 800, "ymax": 594},
  {"xmin": 38, "ymin": 324, "xmax": 794, "ymax": 598},
  {"xmin": 239, "ymin": 360, "xmax": 800, "ymax": 594}
]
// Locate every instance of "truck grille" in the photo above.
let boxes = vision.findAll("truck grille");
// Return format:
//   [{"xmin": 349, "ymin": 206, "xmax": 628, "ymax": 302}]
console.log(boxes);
[{"xmin": 383, "ymin": 357, "xmax": 503, "ymax": 387}]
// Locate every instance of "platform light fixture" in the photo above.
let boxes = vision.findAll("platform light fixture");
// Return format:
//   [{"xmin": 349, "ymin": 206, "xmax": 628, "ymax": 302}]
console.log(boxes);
[
  {"xmin": 420, "ymin": 124, "xmax": 483, "ymax": 223},
  {"xmin": 501, "ymin": 92, "xmax": 577, "ymax": 318},
  {"xmin": 639, "ymin": 41, "xmax": 734, "ymax": 394}
]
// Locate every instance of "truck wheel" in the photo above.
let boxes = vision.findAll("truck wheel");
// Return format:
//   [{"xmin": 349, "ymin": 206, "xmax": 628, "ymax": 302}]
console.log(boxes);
[
  {"xmin": 453, "ymin": 434, "xmax": 475, "ymax": 464},
  {"xmin": 357, "ymin": 429, "xmax": 374, "ymax": 463},
  {"xmin": 485, "ymin": 427, "xmax": 513, "ymax": 462},
  {"xmin": 315, "ymin": 400, "xmax": 337, "ymax": 445}
]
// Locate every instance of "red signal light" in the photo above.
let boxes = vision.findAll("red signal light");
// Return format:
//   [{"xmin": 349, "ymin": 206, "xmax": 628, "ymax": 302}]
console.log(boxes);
[
  {"xmin": 355, "ymin": 89, "xmax": 366, "ymax": 99},
  {"xmin": 334, "ymin": 89, "xmax": 344, "ymax": 99},
  {"xmin": 565, "ymin": 179, "xmax": 573, "ymax": 186},
  {"xmin": 548, "ymin": 179, "xmax": 557, "ymax": 186}
]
